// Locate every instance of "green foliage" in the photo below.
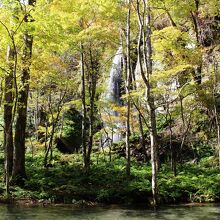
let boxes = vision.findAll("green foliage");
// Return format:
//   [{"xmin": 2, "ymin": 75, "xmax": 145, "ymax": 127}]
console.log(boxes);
[
  {"xmin": 158, "ymin": 162, "xmax": 220, "ymax": 203},
  {"xmin": 0, "ymin": 0, "xmax": 220, "ymax": 208},
  {"xmin": 156, "ymin": 113, "xmax": 171, "ymax": 132},
  {"xmin": 61, "ymin": 108, "xmax": 84, "ymax": 151},
  {"xmin": 0, "ymin": 152, "xmax": 219, "ymax": 205}
]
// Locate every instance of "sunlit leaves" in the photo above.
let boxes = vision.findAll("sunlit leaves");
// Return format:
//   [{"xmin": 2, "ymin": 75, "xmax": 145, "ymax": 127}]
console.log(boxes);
[{"xmin": 152, "ymin": 27, "xmax": 199, "ymax": 67}]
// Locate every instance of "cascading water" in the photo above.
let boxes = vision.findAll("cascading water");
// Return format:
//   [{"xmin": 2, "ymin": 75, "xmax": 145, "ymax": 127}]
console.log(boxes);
[
  {"xmin": 107, "ymin": 47, "xmax": 123, "ymax": 105},
  {"xmin": 104, "ymin": 47, "xmax": 124, "ymax": 143}
]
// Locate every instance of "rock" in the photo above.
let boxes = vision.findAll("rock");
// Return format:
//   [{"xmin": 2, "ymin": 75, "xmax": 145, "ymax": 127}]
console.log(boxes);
[{"xmin": 71, "ymin": 198, "xmax": 77, "ymax": 204}]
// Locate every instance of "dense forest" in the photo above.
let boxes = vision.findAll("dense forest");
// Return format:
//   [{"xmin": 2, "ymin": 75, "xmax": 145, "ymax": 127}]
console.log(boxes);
[{"xmin": 0, "ymin": 0, "xmax": 219, "ymax": 207}]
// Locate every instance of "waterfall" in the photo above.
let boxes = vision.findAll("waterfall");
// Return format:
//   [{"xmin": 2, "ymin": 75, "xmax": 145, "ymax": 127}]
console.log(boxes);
[
  {"xmin": 103, "ymin": 47, "xmax": 124, "ymax": 144},
  {"xmin": 107, "ymin": 47, "xmax": 123, "ymax": 105}
]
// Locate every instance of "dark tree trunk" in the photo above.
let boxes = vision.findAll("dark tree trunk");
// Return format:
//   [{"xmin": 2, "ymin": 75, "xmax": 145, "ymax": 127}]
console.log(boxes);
[
  {"xmin": 12, "ymin": 0, "xmax": 35, "ymax": 185},
  {"xmin": 86, "ymin": 49, "xmax": 98, "ymax": 169},
  {"xmin": 190, "ymin": 0, "xmax": 202, "ymax": 85},
  {"xmin": 12, "ymin": 16, "xmax": 34, "ymax": 185},
  {"xmin": 12, "ymin": 37, "xmax": 32, "ymax": 184},
  {"xmin": 12, "ymin": 67, "xmax": 29, "ymax": 183},
  {"xmin": 4, "ymin": 45, "xmax": 15, "ymax": 193}
]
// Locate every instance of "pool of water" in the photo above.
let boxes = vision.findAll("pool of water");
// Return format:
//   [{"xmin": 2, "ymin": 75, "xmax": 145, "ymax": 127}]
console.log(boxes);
[{"xmin": 0, "ymin": 204, "xmax": 220, "ymax": 220}]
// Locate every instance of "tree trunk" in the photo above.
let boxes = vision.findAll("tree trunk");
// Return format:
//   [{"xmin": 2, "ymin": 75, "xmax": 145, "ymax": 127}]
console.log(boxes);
[
  {"xmin": 190, "ymin": 0, "xmax": 202, "ymax": 85},
  {"xmin": 167, "ymin": 104, "xmax": 176, "ymax": 176},
  {"xmin": 146, "ymin": 5, "xmax": 158, "ymax": 206},
  {"xmin": 137, "ymin": 0, "xmax": 158, "ymax": 206},
  {"xmin": 4, "ymin": 45, "xmax": 15, "ymax": 194},
  {"xmin": 109, "ymin": 128, "xmax": 113, "ymax": 162},
  {"xmin": 132, "ymin": 69, "xmax": 146, "ymax": 161},
  {"xmin": 86, "ymin": 91, "xmax": 94, "ymax": 168},
  {"xmin": 87, "ymin": 101, "xmax": 94, "ymax": 168},
  {"xmin": 12, "ymin": 61, "xmax": 30, "ymax": 183},
  {"xmin": 191, "ymin": 0, "xmax": 201, "ymax": 45},
  {"xmin": 86, "ymin": 49, "xmax": 98, "ymax": 169},
  {"xmin": 44, "ymin": 90, "xmax": 65, "ymax": 167},
  {"xmin": 80, "ymin": 43, "xmax": 87, "ymax": 169},
  {"xmin": 213, "ymin": 59, "xmax": 220, "ymax": 167},
  {"xmin": 12, "ymin": 0, "xmax": 35, "ymax": 183},
  {"xmin": 138, "ymin": 114, "xmax": 146, "ymax": 161},
  {"xmin": 125, "ymin": 0, "xmax": 131, "ymax": 177}
]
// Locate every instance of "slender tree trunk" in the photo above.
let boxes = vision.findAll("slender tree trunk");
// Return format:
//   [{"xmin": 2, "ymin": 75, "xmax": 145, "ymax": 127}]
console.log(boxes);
[
  {"xmin": 44, "ymin": 90, "xmax": 66, "ymax": 167},
  {"xmin": 86, "ymin": 49, "xmax": 98, "ymax": 169},
  {"xmin": 137, "ymin": 0, "xmax": 158, "ymax": 206},
  {"xmin": 214, "ymin": 109, "xmax": 220, "ymax": 167},
  {"xmin": 131, "ymin": 41, "xmax": 146, "ymax": 161},
  {"xmin": 132, "ymin": 70, "xmax": 146, "ymax": 160},
  {"xmin": 80, "ymin": 43, "xmax": 87, "ymax": 169},
  {"xmin": 138, "ymin": 115, "xmax": 146, "ymax": 161},
  {"xmin": 166, "ymin": 103, "xmax": 176, "ymax": 176},
  {"xmin": 87, "ymin": 98, "xmax": 94, "ymax": 168},
  {"xmin": 166, "ymin": 10, "xmax": 177, "ymax": 27},
  {"xmin": 109, "ymin": 128, "xmax": 113, "ymax": 162},
  {"xmin": 44, "ymin": 121, "xmax": 48, "ymax": 153},
  {"xmin": 35, "ymin": 89, "xmax": 40, "ymax": 140},
  {"xmin": 190, "ymin": 0, "xmax": 202, "ymax": 84},
  {"xmin": 148, "ymin": 106, "xmax": 158, "ymax": 206},
  {"xmin": 179, "ymin": 94, "xmax": 185, "ymax": 126},
  {"xmin": 191, "ymin": 0, "xmax": 201, "ymax": 45},
  {"xmin": 125, "ymin": 0, "xmax": 131, "ymax": 177},
  {"xmin": 44, "ymin": 122, "xmax": 55, "ymax": 167},
  {"xmin": 213, "ymin": 59, "xmax": 220, "ymax": 167}
]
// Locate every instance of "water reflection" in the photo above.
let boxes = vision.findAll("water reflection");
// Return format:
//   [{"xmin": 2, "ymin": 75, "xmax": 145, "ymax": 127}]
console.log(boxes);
[{"xmin": 0, "ymin": 204, "xmax": 219, "ymax": 220}]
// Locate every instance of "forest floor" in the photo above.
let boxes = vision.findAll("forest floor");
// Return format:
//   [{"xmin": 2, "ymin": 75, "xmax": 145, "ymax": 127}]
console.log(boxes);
[{"xmin": 0, "ymin": 152, "xmax": 220, "ymax": 206}]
